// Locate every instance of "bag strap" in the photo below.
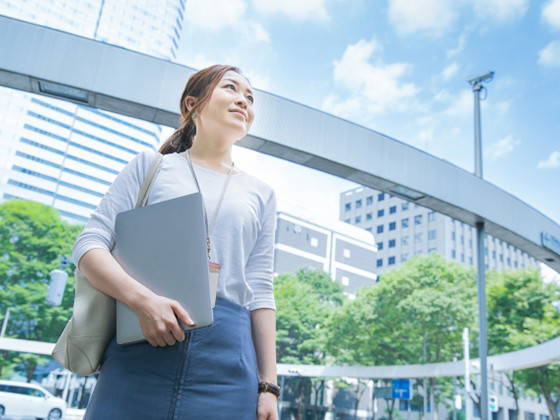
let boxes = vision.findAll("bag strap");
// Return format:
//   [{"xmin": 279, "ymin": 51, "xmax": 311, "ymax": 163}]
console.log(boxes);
[
  {"xmin": 109, "ymin": 152, "xmax": 163, "ymax": 253},
  {"xmin": 136, "ymin": 152, "xmax": 163, "ymax": 208}
]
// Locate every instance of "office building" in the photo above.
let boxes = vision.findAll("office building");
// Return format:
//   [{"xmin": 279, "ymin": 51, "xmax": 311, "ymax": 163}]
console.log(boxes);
[
  {"xmin": 274, "ymin": 203, "xmax": 378, "ymax": 298},
  {"xmin": 340, "ymin": 186, "xmax": 539, "ymax": 275},
  {"xmin": 0, "ymin": 0, "xmax": 185, "ymax": 223}
]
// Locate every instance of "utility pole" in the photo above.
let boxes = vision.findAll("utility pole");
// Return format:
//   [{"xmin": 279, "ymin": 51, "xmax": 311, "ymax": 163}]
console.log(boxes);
[
  {"xmin": 463, "ymin": 327, "xmax": 472, "ymax": 420},
  {"xmin": 468, "ymin": 71, "xmax": 494, "ymax": 420}
]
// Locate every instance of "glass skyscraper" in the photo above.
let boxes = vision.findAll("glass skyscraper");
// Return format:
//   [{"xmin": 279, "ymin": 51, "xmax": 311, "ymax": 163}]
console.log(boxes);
[{"xmin": 0, "ymin": 0, "xmax": 186, "ymax": 223}]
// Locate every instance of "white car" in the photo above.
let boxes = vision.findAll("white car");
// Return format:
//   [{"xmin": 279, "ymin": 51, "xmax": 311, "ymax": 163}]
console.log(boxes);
[{"xmin": 0, "ymin": 379, "xmax": 66, "ymax": 420}]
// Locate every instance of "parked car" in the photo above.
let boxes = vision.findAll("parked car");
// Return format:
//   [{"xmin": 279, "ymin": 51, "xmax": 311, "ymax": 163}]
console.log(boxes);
[{"xmin": 0, "ymin": 379, "xmax": 66, "ymax": 420}]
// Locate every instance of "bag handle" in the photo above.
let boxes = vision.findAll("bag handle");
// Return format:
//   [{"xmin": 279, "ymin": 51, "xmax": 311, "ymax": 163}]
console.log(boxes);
[
  {"xmin": 136, "ymin": 152, "xmax": 164, "ymax": 208},
  {"xmin": 109, "ymin": 152, "xmax": 163, "ymax": 253}
]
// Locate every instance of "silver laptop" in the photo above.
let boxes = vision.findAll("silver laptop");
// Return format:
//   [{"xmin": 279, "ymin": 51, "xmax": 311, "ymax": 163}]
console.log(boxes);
[{"xmin": 112, "ymin": 192, "xmax": 214, "ymax": 345}]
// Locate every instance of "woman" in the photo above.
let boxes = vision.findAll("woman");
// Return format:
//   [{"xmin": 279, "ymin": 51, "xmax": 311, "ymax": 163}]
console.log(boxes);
[{"xmin": 73, "ymin": 65, "xmax": 280, "ymax": 419}]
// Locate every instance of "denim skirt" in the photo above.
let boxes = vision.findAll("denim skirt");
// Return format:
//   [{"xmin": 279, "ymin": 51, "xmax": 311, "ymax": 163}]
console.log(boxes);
[{"xmin": 83, "ymin": 298, "xmax": 259, "ymax": 420}]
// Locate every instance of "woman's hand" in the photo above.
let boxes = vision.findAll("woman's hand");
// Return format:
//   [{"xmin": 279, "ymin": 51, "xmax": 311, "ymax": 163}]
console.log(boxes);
[
  {"xmin": 130, "ymin": 291, "xmax": 194, "ymax": 347},
  {"xmin": 257, "ymin": 392, "xmax": 278, "ymax": 420}
]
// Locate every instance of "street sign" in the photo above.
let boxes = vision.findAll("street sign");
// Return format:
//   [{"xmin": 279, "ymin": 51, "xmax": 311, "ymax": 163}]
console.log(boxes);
[
  {"xmin": 392, "ymin": 379, "xmax": 412, "ymax": 400},
  {"xmin": 489, "ymin": 395, "xmax": 499, "ymax": 412}
]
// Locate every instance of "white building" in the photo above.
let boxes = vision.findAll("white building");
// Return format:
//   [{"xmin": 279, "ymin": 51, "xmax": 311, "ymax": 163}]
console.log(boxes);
[
  {"xmin": 274, "ymin": 202, "xmax": 378, "ymax": 298},
  {"xmin": 0, "ymin": 0, "xmax": 185, "ymax": 223},
  {"xmin": 340, "ymin": 186, "xmax": 539, "ymax": 275}
]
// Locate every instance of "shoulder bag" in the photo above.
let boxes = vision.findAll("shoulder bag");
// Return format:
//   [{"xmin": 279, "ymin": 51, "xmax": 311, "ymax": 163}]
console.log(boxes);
[{"xmin": 52, "ymin": 152, "xmax": 163, "ymax": 376}]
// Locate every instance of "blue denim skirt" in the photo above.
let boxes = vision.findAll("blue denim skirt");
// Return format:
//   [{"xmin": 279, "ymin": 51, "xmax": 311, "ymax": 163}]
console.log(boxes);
[{"xmin": 83, "ymin": 298, "xmax": 259, "ymax": 419}]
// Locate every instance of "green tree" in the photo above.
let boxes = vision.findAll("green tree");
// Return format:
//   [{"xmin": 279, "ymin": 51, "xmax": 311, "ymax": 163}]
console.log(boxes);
[
  {"xmin": 274, "ymin": 267, "xmax": 346, "ymax": 419},
  {"xmin": 487, "ymin": 267, "xmax": 560, "ymax": 420},
  {"xmin": 0, "ymin": 199, "xmax": 81, "ymax": 379},
  {"xmin": 12, "ymin": 353, "xmax": 48, "ymax": 383},
  {"xmin": 327, "ymin": 253, "xmax": 478, "ymax": 420}
]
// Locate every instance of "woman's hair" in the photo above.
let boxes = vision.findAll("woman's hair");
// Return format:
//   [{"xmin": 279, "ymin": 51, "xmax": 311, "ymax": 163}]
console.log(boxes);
[{"xmin": 158, "ymin": 64, "xmax": 249, "ymax": 155}]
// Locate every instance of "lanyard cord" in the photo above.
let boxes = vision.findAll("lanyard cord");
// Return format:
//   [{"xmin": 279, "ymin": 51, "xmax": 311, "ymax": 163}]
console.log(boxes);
[{"xmin": 184, "ymin": 149, "xmax": 235, "ymax": 260}]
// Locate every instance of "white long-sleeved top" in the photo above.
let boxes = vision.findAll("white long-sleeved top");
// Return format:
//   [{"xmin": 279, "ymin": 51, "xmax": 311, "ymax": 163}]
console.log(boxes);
[{"xmin": 72, "ymin": 149, "xmax": 277, "ymax": 311}]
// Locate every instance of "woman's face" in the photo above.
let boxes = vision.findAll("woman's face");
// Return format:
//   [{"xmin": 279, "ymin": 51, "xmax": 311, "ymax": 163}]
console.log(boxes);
[{"xmin": 188, "ymin": 70, "xmax": 255, "ymax": 143}]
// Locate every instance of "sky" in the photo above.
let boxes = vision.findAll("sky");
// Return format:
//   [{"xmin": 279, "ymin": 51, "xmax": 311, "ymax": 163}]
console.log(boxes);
[{"xmin": 174, "ymin": 0, "xmax": 560, "ymax": 232}]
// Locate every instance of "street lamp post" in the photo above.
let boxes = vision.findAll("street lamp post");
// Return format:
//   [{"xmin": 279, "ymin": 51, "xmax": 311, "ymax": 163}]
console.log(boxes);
[{"xmin": 467, "ymin": 71, "xmax": 494, "ymax": 420}]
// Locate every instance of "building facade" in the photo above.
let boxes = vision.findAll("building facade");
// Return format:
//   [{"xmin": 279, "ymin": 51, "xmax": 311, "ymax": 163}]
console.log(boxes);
[
  {"xmin": 340, "ymin": 186, "xmax": 539, "ymax": 276},
  {"xmin": 0, "ymin": 0, "xmax": 185, "ymax": 223},
  {"xmin": 274, "ymin": 203, "xmax": 378, "ymax": 298}
]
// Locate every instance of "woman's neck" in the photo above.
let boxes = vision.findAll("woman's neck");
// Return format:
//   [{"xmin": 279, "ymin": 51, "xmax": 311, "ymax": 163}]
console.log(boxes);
[{"xmin": 188, "ymin": 136, "xmax": 238, "ymax": 174}]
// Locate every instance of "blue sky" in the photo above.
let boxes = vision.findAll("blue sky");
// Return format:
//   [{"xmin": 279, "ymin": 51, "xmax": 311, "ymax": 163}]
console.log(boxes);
[{"xmin": 175, "ymin": 0, "xmax": 560, "ymax": 227}]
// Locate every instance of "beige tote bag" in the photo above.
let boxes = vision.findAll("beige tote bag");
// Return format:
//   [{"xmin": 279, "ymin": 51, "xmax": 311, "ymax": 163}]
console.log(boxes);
[{"xmin": 52, "ymin": 152, "xmax": 163, "ymax": 376}]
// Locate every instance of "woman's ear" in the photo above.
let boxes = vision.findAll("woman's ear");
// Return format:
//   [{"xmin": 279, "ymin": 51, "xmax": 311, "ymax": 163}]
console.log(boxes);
[{"xmin": 185, "ymin": 96, "xmax": 197, "ymax": 112}]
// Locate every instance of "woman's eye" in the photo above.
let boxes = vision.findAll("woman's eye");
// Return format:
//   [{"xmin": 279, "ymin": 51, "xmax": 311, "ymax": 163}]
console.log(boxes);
[
  {"xmin": 247, "ymin": 96, "xmax": 254, "ymax": 103},
  {"xmin": 227, "ymin": 84, "xmax": 235, "ymax": 90}
]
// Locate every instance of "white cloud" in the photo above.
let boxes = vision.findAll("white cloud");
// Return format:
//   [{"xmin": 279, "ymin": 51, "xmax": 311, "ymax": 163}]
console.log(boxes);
[
  {"xmin": 442, "ymin": 62, "xmax": 459, "ymax": 81},
  {"xmin": 388, "ymin": 0, "xmax": 457, "ymax": 36},
  {"xmin": 184, "ymin": 0, "xmax": 270, "ymax": 43},
  {"xmin": 542, "ymin": 0, "xmax": 560, "ymax": 31},
  {"xmin": 538, "ymin": 40, "xmax": 560, "ymax": 67},
  {"xmin": 321, "ymin": 38, "xmax": 418, "ymax": 117},
  {"xmin": 471, "ymin": 0, "xmax": 529, "ymax": 22},
  {"xmin": 484, "ymin": 134, "xmax": 520, "ymax": 160},
  {"xmin": 447, "ymin": 32, "xmax": 467, "ymax": 58},
  {"xmin": 440, "ymin": 89, "xmax": 473, "ymax": 118},
  {"xmin": 251, "ymin": 0, "xmax": 330, "ymax": 21},
  {"xmin": 537, "ymin": 151, "xmax": 560, "ymax": 168}
]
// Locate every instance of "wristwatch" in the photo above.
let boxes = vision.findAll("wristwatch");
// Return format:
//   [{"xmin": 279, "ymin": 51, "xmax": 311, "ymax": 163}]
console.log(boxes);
[{"xmin": 258, "ymin": 381, "xmax": 281, "ymax": 399}]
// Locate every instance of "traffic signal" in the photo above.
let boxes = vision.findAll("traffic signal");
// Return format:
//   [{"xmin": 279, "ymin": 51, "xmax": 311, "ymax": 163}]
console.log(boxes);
[
  {"xmin": 47, "ymin": 269, "xmax": 68, "ymax": 306},
  {"xmin": 489, "ymin": 395, "xmax": 498, "ymax": 413}
]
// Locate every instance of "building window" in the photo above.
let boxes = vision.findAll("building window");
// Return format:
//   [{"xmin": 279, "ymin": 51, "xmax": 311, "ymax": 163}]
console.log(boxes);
[
  {"xmin": 378, "ymin": 193, "xmax": 385, "ymax": 201},
  {"xmin": 366, "ymin": 213, "xmax": 373, "ymax": 220},
  {"xmin": 367, "ymin": 196, "xmax": 373, "ymax": 205},
  {"xmin": 428, "ymin": 230, "xmax": 436, "ymax": 240},
  {"xmin": 507, "ymin": 257, "xmax": 511, "ymax": 265},
  {"xmin": 356, "ymin": 199, "xmax": 362, "ymax": 209},
  {"xmin": 514, "ymin": 261, "xmax": 518, "ymax": 268},
  {"xmin": 452, "ymin": 232, "xmax": 456, "ymax": 240},
  {"xmin": 428, "ymin": 247, "xmax": 437, "ymax": 253},
  {"xmin": 388, "ymin": 256, "xmax": 396, "ymax": 265},
  {"xmin": 451, "ymin": 250, "xmax": 456, "ymax": 258},
  {"xmin": 389, "ymin": 222, "xmax": 396, "ymax": 231},
  {"xmin": 460, "ymin": 236, "xmax": 464, "ymax": 245},
  {"xmin": 342, "ymin": 276, "xmax": 349, "ymax": 286},
  {"xmin": 344, "ymin": 249, "xmax": 351, "ymax": 258},
  {"xmin": 461, "ymin": 253, "xmax": 465, "ymax": 262},
  {"xmin": 401, "ymin": 253, "xmax": 409, "ymax": 262},
  {"xmin": 355, "ymin": 216, "xmax": 361, "ymax": 223},
  {"xmin": 311, "ymin": 237, "xmax": 318, "ymax": 247},
  {"xmin": 469, "ymin": 257, "xmax": 473, "ymax": 265},
  {"xmin": 366, "ymin": 227, "xmax": 373, "ymax": 233},
  {"xmin": 525, "ymin": 413, "xmax": 535, "ymax": 420},
  {"xmin": 377, "ymin": 259, "xmax": 383, "ymax": 267},
  {"xmin": 402, "ymin": 236, "xmax": 409, "ymax": 246},
  {"xmin": 485, "ymin": 247, "xmax": 488, "ymax": 256},
  {"xmin": 469, "ymin": 239, "xmax": 473, "ymax": 249},
  {"xmin": 378, "ymin": 209, "xmax": 385, "ymax": 217},
  {"xmin": 499, "ymin": 385, "xmax": 503, "ymax": 395},
  {"xmin": 415, "ymin": 215, "xmax": 422, "ymax": 225},
  {"xmin": 402, "ymin": 202, "xmax": 409, "ymax": 211},
  {"xmin": 492, "ymin": 251, "xmax": 496, "ymax": 259},
  {"xmin": 345, "ymin": 219, "xmax": 351, "ymax": 223},
  {"xmin": 389, "ymin": 206, "xmax": 397, "ymax": 214},
  {"xmin": 389, "ymin": 239, "xmax": 396, "ymax": 248},
  {"xmin": 345, "ymin": 203, "xmax": 351, "ymax": 212},
  {"xmin": 377, "ymin": 242, "xmax": 384, "ymax": 250},
  {"xmin": 428, "ymin": 211, "xmax": 436, "ymax": 222},
  {"xmin": 377, "ymin": 225, "xmax": 384, "ymax": 234},
  {"xmin": 414, "ymin": 233, "xmax": 422, "ymax": 243},
  {"xmin": 506, "ymin": 243, "xmax": 510, "ymax": 249}
]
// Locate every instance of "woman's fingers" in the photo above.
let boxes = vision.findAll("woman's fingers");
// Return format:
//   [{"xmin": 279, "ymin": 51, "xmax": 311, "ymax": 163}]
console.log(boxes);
[{"xmin": 170, "ymin": 300, "xmax": 195, "ymax": 326}]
